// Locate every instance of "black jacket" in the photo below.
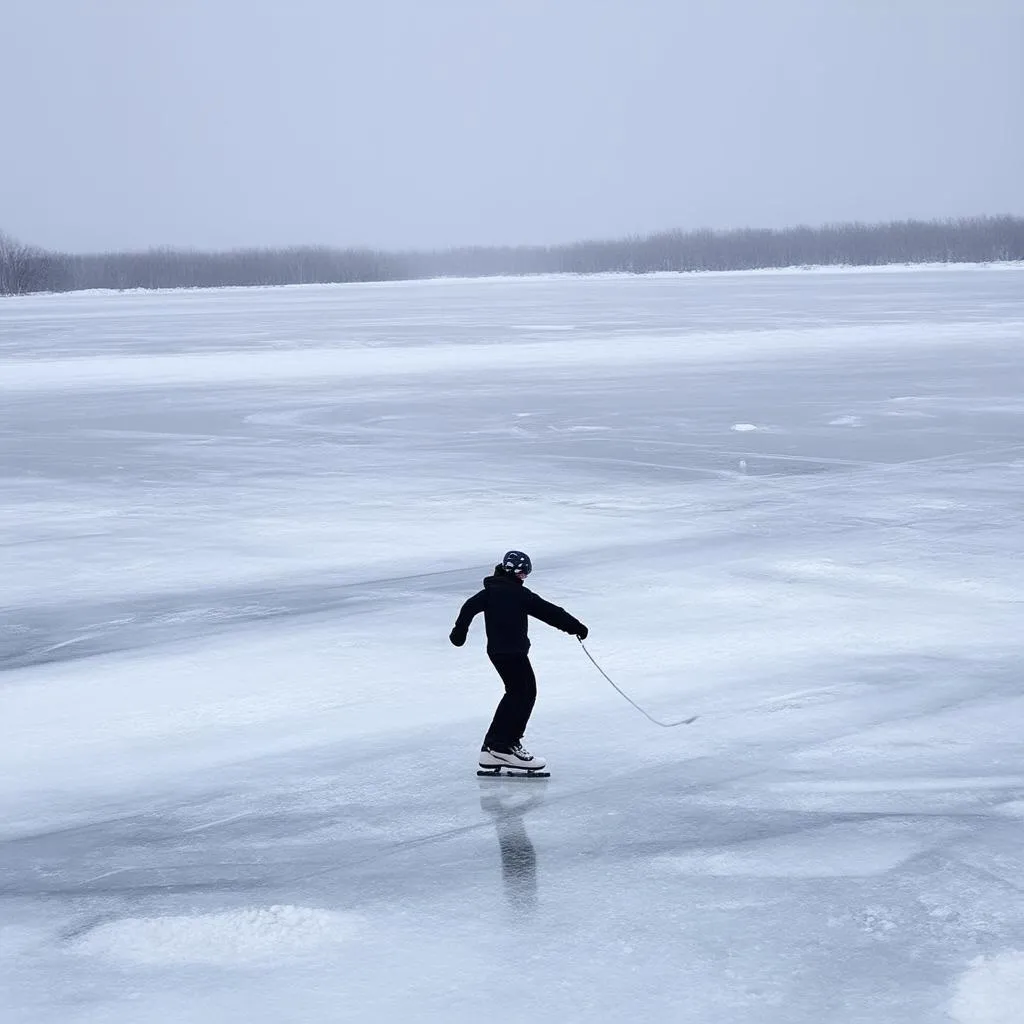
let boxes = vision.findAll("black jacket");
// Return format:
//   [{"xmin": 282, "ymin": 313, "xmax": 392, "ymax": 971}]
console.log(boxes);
[{"xmin": 450, "ymin": 568, "xmax": 586, "ymax": 654}]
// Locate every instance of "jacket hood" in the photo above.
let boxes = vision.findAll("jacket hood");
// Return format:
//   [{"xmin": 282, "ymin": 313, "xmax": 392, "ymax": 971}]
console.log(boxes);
[{"xmin": 484, "ymin": 567, "xmax": 524, "ymax": 588}]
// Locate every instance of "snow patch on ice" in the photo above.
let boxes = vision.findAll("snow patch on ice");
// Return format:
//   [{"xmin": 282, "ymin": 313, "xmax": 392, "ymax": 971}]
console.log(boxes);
[
  {"xmin": 770, "ymin": 776, "xmax": 1024, "ymax": 794},
  {"xmin": 512, "ymin": 324, "xmax": 577, "ymax": 331},
  {"xmin": 950, "ymin": 951, "xmax": 1024, "ymax": 1024},
  {"xmin": 731, "ymin": 423, "xmax": 758, "ymax": 432},
  {"xmin": 70, "ymin": 905, "xmax": 360, "ymax": 965},
  {"xmin": 769, "ymin": 559, "xmax": 907, "ymax": 586},
  {"xmin": 885, "ymin": 396, "xmax": 938, "ymax": 417},
  {"xmin": 656, "ymin": 822, "xmax": 924, "ymax": 878},
  {"xmin": 829, "ymin": 415, "xmax": 863, "ymax": 427},
  {"xmin": 993, "ymin": 800, "xmax": 1024, "ymax": 819}
]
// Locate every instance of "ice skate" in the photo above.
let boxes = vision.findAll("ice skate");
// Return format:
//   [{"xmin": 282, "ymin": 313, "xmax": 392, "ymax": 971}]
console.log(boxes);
[{"xmin": 478, "ymin": 742, "xmax": 548, "ymax": 777}]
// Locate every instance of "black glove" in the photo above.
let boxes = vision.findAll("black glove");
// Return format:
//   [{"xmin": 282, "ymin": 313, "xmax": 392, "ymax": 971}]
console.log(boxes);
[
  {"xmin": 449, "ymin": 628, "xmax": 466, "ymax": 647},
  {"xmin": 575, "ymin": 624, "xmax": 589, "ymax": 641}
]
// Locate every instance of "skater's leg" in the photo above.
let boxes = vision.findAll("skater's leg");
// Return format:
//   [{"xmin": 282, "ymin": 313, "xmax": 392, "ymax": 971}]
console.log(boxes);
[
  {"xmin": 483, "ymin": 653, "xmax": 521, "ymax": 748},
  {"xmin": 484, "ymin": 653, "xmax": 536, "ymax": 749},
  {"xmin": 507, "ymin": 656, "xmax": 536, "ymax": 745}
]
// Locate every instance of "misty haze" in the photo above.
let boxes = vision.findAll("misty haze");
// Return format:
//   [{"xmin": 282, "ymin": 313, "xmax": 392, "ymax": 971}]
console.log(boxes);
[{"xmin": 3, "ymin": 1, "xmax": 1023, "ymax": 256}]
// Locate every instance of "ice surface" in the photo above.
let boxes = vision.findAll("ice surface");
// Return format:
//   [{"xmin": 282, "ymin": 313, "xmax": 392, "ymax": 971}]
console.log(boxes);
[
  {"xmin": 950, "ymin": 952, "xmax": 1024, "ymax": 1024},
  {"xmin": 2, "ymin": 265, "xmax": 1024, "ymax": 1022}
]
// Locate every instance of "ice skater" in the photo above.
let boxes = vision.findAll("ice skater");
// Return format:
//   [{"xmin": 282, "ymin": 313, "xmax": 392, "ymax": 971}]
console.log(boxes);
[{"xmin": 449, "ymin": 550, "xmax": 588, "ymax": 771}]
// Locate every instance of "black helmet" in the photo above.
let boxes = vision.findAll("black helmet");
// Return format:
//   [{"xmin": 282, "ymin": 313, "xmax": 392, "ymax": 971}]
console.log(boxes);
[{"xmin": 501, "ymin": 550, "xmax": 532, "ymax": 577}]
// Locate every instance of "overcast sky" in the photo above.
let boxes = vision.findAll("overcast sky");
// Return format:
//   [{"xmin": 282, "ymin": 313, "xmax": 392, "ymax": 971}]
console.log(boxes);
[{"xmin": 3, "ymin": 0, "xmax": 1023, "ymax": 253}]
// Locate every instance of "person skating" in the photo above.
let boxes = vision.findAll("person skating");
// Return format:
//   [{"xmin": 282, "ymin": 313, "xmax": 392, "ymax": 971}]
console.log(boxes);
[{"xmin": 449, "ymin": 550, "xmax": 588, "ymax": 771}]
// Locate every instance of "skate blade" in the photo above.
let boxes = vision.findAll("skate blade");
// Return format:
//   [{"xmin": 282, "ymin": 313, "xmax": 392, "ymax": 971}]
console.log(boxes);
[{"xmin": 477, "ymin": 767, "xmax": 550, "ymax": 778}]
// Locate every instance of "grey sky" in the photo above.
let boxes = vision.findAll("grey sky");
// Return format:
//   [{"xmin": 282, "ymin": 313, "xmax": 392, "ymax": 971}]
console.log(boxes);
[{"xmin": 4, "ymin": 0, "xmax": 1023, "ymax": 252}]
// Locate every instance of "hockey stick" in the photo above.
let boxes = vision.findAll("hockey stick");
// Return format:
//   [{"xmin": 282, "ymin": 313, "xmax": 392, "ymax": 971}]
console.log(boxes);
[{"xmin": 578, "ymin": 639, "xmax": 698, "ymax": 727}]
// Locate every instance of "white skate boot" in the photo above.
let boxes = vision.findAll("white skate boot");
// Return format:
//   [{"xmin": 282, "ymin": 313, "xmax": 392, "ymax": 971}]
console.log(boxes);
[{"xmin": 478, "ymin": 742, "xmax": 547, "ymax": 773}]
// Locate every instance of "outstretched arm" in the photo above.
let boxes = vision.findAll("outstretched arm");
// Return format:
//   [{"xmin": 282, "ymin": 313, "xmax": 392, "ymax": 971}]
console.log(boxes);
[
  {"xmin": 450, "ymin": 591, "xmax": 485, "ymax": 646},
  {"xmin": 526, "ymin": 590, "xmax": 588, "ymax": 639}
]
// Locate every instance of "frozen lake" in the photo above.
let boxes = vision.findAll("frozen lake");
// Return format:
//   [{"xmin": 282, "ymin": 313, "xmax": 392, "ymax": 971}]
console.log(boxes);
[{"xmin": 2, "ymin": 266, "xmax": 1023, "ymax": 1022}]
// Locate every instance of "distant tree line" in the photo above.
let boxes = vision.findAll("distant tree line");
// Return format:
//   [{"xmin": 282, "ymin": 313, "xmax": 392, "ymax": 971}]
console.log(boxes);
[
  {"xmin": 0, "ymin": 237, "xmax": 403, "ymax": 295},
  {"xmin": 2, "ymin": 215, "xmax": 1022, "ymax": 296},
  {"xmin": 406, "ymin": 215, "xmax": 1024, "ymax": 277}
]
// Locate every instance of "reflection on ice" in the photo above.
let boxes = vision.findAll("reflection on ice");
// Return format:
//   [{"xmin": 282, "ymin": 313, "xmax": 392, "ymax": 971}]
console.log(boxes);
[{"xmin": 479, "ymin": 780, "xmax": 547, "ymax": 915}]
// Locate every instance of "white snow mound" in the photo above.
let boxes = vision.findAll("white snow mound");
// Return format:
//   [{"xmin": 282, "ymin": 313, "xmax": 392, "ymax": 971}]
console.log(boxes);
[
  {"xmin": 950, "ymin": 951, "xmax": 1024, "ymax": 1024},
  {"xmin": 71, "ymin": 905, "xmax": 360, "ymax": 965},
  {"xmin": 731, "ymin": 422, "xmax": 758, "ymax": 432}
]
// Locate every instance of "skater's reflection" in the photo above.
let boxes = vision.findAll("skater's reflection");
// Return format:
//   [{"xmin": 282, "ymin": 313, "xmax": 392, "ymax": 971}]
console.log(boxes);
[{"xmin": 479, "ymin": 781, "xmax": 547, "ymax": 915}]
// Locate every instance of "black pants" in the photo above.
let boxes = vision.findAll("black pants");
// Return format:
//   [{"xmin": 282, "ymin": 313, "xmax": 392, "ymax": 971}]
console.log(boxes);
[{"xmin": 483, "ymin": 653, "xmax": 537, "ymax": 750}]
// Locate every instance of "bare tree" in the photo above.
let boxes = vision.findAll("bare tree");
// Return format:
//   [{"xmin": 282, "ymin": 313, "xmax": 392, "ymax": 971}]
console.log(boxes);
[{"xmin": 0, "ymin": 231, "xmax": 50, "ymax": 295}]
